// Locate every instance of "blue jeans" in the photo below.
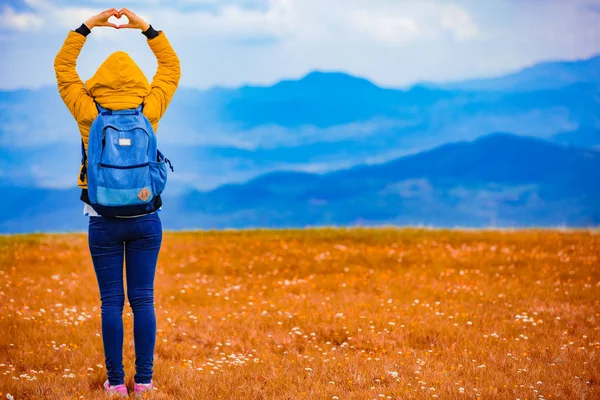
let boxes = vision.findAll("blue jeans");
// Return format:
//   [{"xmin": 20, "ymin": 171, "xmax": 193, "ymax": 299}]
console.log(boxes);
[{"xmin": 88, "ymin": 212, "xmax": 162, "ymax": 386}]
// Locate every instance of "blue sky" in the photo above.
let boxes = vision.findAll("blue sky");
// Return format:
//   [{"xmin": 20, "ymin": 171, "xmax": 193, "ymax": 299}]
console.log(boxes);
[{"xmin": 1, "ymin": 0, "xmax": 600, "ymax": 90}]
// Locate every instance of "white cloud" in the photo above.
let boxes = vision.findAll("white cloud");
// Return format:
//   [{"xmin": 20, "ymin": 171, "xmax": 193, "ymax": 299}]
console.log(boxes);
[
  {"xmin": 0, "ymin": 0, "xmax": 599, "ymax": 90},
  {"xmin": 0, "ymin": 6, "xmax": 44, "ymax": 31},
  {"xmin": 352, "ymin": 12, "xmax": 422, "ymax": 45},
  {"xmin": 440, "ymin": 3, "xmax": 478, "ymax": 41},
  {"xmin": 5, "ymin": 0, "xmax": 479, "ymax": 43},
  {"xmin": 155, "ymin": 0, "xmax": 480, "ymax": 45}
]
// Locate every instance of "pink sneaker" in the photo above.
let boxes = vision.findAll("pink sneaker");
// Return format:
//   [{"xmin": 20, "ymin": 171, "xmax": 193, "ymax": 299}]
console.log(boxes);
[
  {"xmin": 134, "ymin": 381, "xmax": 153, "ymax": 397},
  {"xmin": 103, "ymin": 380, "xmax": 128, "ymax": 397}
]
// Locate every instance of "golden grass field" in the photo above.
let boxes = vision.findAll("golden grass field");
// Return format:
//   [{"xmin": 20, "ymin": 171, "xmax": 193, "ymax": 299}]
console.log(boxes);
[{"xmin": 0, "ymin": 229, "xmax": 599, "ymax": 399}]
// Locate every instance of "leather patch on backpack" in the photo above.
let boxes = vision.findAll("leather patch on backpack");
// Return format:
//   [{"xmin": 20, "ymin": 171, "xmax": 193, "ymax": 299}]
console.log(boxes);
[{"xmin": 138, "ymin": 188, "xmax": 151, "ymax": 201}]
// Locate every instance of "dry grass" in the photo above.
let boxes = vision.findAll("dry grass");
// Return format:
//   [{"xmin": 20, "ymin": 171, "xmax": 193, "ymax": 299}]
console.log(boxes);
[{"xmin": 0, "ymin": 228, "xmax": 599, "ymax": 399}]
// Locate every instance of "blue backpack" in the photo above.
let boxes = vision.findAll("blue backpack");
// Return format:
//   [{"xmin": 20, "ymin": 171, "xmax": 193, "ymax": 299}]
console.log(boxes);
[{"xmin": 81, "ymin": 103, "xmax": 173, "ymax": 217}]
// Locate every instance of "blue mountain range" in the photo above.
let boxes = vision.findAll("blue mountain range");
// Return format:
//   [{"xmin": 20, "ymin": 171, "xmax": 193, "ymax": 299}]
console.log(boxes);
[{"xmin": 0, "ymin": 54, "xmax": 598, "ymax": 232}]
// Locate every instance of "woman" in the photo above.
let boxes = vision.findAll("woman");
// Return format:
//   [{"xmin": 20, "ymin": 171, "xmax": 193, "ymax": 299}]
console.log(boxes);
[{"xmin": 54, "ymin": 8, "xmax": 180, "ymax": 397}]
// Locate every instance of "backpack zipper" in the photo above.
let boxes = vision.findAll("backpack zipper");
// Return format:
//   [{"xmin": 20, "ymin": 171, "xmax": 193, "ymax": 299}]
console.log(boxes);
[{"xmin": 99, "ymin": 162, "xmax": 150, "ymax": 169}]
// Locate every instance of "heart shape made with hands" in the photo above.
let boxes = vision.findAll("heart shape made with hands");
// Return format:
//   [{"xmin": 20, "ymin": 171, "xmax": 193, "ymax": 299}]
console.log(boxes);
[{"xmin": 108, "ymin": 14, "xmax": 129, "ymax": 28}]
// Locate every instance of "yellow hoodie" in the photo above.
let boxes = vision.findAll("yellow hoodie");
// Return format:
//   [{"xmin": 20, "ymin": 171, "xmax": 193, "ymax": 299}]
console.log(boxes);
[{"xmin": 54, "ymin": 30, "xmax": 181, "ymax": 189}]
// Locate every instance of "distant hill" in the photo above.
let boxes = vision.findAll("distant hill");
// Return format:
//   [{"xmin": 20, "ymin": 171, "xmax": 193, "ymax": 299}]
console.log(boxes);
[
  {"xmin": 1, "ymin": 54, "xmax": 599, "ymax": 232},
  {"xmin": 434, "ymin": 54, "xmax": 600, "ymax": 92},
  {"xmin": 2, "ymin": 54, "xmax": 599, "ymax": 192},
  {"xmin": 216, "ymin": 71, "xmax": 452, "ymax": 128},
  {"xmin": 0, "ymin": 185, "xmax": 85, "ymax": 233},
  {"xmin": 171, "ymin": 134, "xmax": 599, "ymax": 229},
  {"xmin": 551, "ymin": 128, "xmax": 600, "ymax": 149},
  {"xmin": 3, "ymin": 134, "xmax": 597, "ymax": 233}
]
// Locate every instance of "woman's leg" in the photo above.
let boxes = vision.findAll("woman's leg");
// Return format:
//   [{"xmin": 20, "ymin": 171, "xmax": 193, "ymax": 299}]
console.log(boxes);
[
  {"xmin": 88, "ymin": 217, "xmax": 126, "ymax": 386},
  {"xmin": 125, "ymin": 212, "xmax": 162, "ymax": 384}
]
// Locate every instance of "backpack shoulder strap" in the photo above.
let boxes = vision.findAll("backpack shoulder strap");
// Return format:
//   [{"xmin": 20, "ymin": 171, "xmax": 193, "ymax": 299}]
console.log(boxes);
[
  {"xmin": 94, "ymin": 101, "xmax": 112, "ymax": 116},
  {"xmin": 79, "ymin": 138, "xmax": 87, "ymax": 182}
]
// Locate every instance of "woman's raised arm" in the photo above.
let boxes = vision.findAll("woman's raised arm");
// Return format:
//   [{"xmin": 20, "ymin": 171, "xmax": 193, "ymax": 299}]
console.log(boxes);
[
  {"xmin": 54, "ymin": 9, "xmax": 119, "ymax": 124},
  {"xmin": 118, "ymin": 8, "xmax": 182, "ymax": 127}
]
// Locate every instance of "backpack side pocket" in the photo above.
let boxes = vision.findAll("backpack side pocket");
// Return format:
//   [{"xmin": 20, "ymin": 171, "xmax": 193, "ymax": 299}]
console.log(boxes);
[{"xmin": 149, "ymin": 159, "xmax": 167, "ymax": 196}]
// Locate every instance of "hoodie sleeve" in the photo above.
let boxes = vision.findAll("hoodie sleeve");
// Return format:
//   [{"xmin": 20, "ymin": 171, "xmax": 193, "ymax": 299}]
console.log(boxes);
[
  {"xmin": 143, "ymin": 31, "xmax": 181, "ymax": 127},
  {"xmin": 54, "ymin": 30, "xmax": 97, "ymax": 125}
]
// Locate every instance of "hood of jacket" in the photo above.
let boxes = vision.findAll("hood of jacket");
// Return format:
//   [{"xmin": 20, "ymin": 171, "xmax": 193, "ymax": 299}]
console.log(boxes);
[{"xmin": 86, "ymin": 51, "xmax": 151, "ymax": 110}]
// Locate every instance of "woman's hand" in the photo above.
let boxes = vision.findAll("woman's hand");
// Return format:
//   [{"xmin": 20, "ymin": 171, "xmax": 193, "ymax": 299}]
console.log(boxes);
[
  {"xmin": 84, "ymin": 8, "xmax": 119, "ymax": 30},
  {"xmin": 117, "ymin": 8, "xmax": 150, "ymax": 31}
]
